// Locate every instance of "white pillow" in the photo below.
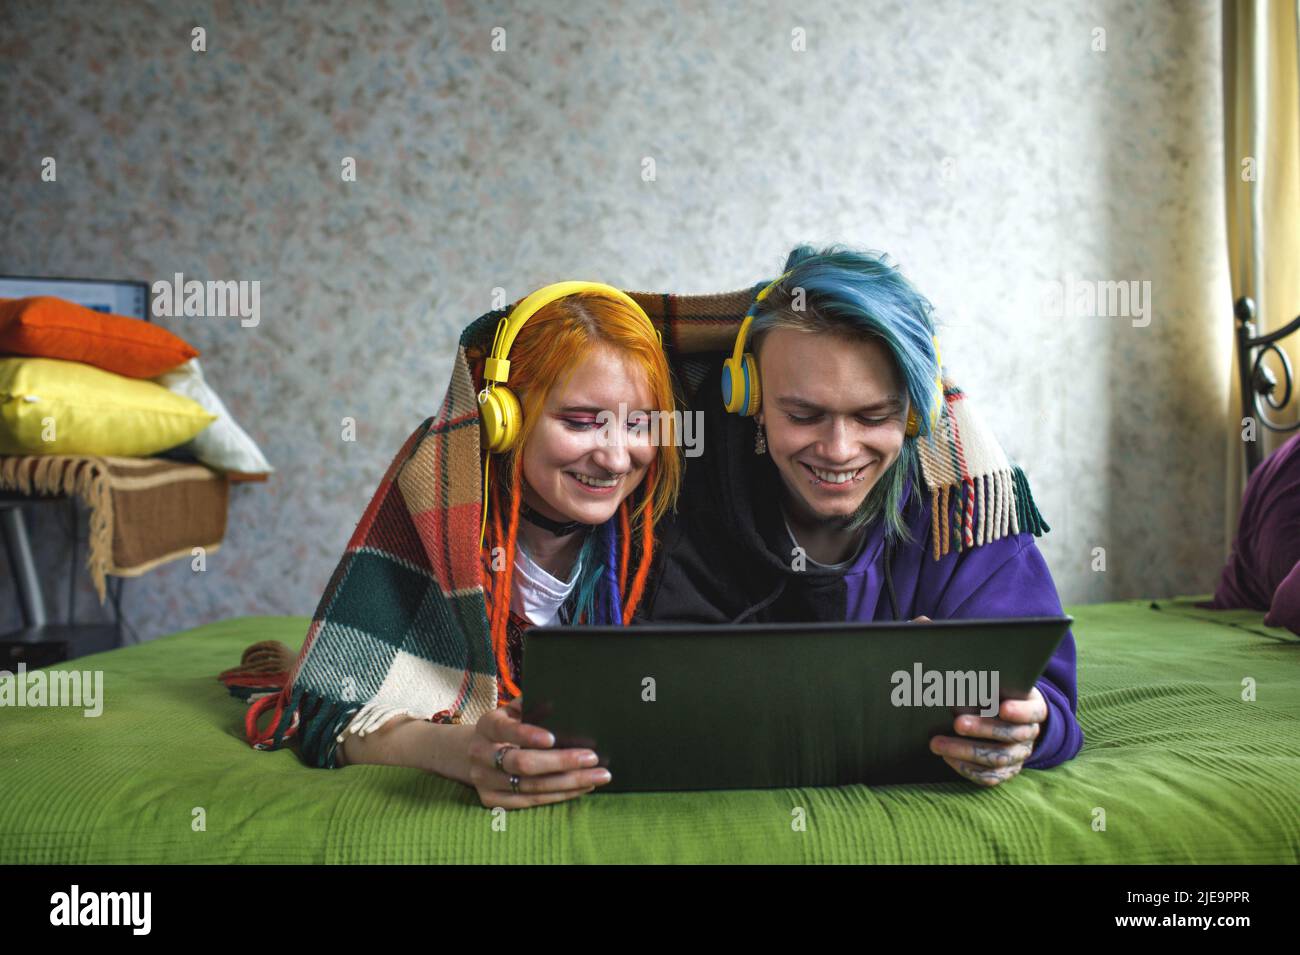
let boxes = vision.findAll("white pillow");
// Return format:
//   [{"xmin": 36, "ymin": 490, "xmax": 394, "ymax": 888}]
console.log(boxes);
[{"xmin": 152, "ymin": 358, "xmax": 274, "ymax": 475}]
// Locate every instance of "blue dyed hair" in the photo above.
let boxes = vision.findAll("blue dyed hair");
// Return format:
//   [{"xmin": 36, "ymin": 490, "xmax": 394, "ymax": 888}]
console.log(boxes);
[
  {"xmin": 748, "ymin": 244, "xmax": 943, "ymax": 543},
  {"xmin": 565, "ymin": 519, "xmax": 623, "ymax": 625}
]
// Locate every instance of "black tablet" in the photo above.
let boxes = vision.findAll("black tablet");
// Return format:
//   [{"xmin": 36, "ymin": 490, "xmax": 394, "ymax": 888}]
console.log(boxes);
[{"xmin": 521, "ymin": 616, "xmax": 1073, "ymax": 792}]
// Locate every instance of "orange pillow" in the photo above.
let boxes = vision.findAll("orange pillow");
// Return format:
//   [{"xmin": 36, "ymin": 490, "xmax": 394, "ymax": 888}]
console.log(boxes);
[{"xmin": 0, "ymin": 296, "xmax": 198, "ymax": 378}]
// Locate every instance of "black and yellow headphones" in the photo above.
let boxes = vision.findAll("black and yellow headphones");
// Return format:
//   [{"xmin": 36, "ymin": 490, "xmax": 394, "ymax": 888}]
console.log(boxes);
[
  {"xmin": 477, "ymin": 280, "xmax": 661, "ymax": 543},
  {"xmin": 721, "ymin": 271, "xmax": 945, "ymax": 438}
]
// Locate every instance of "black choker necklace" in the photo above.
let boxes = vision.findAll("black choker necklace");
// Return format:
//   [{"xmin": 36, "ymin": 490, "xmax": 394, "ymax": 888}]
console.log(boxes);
[{"xmin": 520, "ymin": 501, "xmax": 587, "ymax": 537}]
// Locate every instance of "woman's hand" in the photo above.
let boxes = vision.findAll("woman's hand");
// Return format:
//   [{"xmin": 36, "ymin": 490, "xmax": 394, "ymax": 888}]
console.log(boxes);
[
  {"xmin": 466, "ymin": 696, "xmax": 612, "ymax": 808},
  {"xmin": 929, "ymin": 685, "xmax": 1045, "ymax": 787}
]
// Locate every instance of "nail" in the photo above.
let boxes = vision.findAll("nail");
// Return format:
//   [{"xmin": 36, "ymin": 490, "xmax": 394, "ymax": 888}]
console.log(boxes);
[
  {"xmin": 593, "ymin": 769, "xmax": 612, "ymax": 784},
  {"xmin": 578, "ymin": 752, "xmax": 599, "ymax": 767}
]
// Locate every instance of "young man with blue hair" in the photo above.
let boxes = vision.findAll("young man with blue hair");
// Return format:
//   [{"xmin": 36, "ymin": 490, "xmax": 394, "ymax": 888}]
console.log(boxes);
[{"xmin": 641, "ymin": 244, "xmax": 1083, "ymax": 786}]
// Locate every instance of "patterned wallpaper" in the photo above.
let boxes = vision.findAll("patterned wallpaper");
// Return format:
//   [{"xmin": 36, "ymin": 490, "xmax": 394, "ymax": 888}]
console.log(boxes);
[{"xmin": 0, "ymin": 0, "xmax": 1230, "ymax": 642}]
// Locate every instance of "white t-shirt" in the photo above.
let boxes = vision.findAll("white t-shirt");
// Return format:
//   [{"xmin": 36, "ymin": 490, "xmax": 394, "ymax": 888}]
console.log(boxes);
[{"xmin": 510, "ymin": 543, "xmax": 583, "ymax": 626}]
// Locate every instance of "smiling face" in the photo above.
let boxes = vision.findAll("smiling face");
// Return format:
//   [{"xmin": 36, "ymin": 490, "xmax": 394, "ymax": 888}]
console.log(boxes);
[
  {"xmin": 519, "ymin": 344, "xmax": 656, "ymax": 527},
  {"xmin": 755, "ymin": 325, "xmax": 908, "ymax": 526}
]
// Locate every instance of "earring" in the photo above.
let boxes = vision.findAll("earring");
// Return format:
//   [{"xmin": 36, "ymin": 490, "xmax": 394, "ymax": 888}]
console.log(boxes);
[{"xmin": 754, "ymin": 423, "xmax": 767, "ymax": 455}]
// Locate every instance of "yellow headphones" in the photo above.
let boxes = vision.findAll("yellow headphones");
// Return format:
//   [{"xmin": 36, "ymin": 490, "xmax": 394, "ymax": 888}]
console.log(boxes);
[
  {"xmin": 477, "ymin": 280, "xmax": 662, "ymax": 543},
  {"xmin": 721, "ymin": 273, "xmax": 789, "ymax": 417},
  {"xmin": 721, "ymin": 271, "xmax": 945, "ymax": 438}
]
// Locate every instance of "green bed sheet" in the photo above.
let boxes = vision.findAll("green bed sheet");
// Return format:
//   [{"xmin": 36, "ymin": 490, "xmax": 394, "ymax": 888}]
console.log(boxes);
[{"xmin": 1, "ymin": 595, "xmax": 1297, "ymax": 864}]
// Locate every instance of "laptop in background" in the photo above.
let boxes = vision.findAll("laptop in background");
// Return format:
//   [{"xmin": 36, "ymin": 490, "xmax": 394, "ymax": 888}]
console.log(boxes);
[{"xmin": 0, "ymin": 275, "xmax": 150, "ymax": 319}]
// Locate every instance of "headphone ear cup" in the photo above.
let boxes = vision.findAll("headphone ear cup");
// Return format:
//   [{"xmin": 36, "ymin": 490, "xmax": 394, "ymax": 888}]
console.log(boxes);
[
  {"xmin": 741, "ymin": 353, "xmax": 761, "ymax": 416},
  {"xmin": 721, "ymin": 357, "xmax": 743, "ymax": 414},
  {"xmin": 479, "ymin": 387, "xmax": 522, "ymax": 454}
]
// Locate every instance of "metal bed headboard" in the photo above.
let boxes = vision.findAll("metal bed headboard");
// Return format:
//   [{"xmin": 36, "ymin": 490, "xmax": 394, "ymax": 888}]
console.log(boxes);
[{"xmin": 1234, "ymin": 296, "xmax": 1300, "ymax": 476}]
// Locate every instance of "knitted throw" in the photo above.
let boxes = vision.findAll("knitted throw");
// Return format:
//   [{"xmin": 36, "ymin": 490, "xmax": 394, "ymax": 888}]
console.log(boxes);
[{"xmin": 221, "ymin": 287, "xmax": 1048, "ymax": 767}]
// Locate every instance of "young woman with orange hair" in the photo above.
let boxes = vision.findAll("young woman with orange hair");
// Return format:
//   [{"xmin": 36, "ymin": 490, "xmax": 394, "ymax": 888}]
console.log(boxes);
[{"xmin": 332, "ymin": 287, "xmax": 682, "ymax": 809}]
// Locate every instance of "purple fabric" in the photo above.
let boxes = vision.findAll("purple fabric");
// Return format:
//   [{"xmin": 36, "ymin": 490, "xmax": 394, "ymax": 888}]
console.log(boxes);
[
  {"xmin": 838, "ymin": 475, "xmax": 1084, "ymax": 769},
  {"xmin": 1211, "ymin": 433, "xmax": 1300, "ymax": 614},
  {"xmin": 1264, "ymin": 559, "xmax": 1300, "ymax": 633}
]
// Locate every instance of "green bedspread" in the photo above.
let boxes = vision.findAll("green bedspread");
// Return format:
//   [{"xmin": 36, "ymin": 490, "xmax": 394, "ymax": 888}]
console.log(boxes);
[{"xmin": 2, "ymin": 596, "xmax": 1297, "ymax": 864}]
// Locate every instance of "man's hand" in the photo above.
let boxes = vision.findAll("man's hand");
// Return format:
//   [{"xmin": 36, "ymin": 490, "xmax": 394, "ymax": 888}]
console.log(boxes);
[{"xmin": 929, "ymin": 686, "xmax": 1046, "ymax": 787}]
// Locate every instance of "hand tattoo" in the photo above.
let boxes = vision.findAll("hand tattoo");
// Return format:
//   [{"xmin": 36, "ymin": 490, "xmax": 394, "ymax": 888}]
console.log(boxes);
[
  {"xmin": 972, "ymin": 742, "xmax": 1033, "ymax": 767},
  {"xmin": 948, "ymin": 758, "xmax": 1023, "ymax": 787}
]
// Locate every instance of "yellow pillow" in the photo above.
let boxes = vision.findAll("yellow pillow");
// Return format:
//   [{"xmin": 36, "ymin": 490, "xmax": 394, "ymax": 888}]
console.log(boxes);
[{"xmin": 0, "ymin": 356, "xmax": 216, "ymax": 456}]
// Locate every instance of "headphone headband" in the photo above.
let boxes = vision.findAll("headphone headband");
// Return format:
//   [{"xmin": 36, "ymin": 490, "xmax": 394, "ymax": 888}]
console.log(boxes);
[
  {"xmin": 484, "ymin": 281, "xmax": 660, "ymax": 384},
  {"xmin": 729, "ymin": 270, "xmax": 793, "ymax": 370}
]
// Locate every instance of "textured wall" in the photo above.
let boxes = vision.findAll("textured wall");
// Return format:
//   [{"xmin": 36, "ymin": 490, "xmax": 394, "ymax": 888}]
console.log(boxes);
[{"xmin": 0, "ymin": 0, "xmax": 1230, "ymax": 641}]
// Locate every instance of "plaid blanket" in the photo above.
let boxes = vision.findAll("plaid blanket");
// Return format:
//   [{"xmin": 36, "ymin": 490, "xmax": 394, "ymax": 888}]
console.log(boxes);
[{"xmin": 221, "ymin": 287, "xmax": 1047, "ymax": 768}]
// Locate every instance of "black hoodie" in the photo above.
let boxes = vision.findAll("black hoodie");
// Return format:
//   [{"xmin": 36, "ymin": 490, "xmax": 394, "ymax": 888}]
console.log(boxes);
[{"xmin": 640, "ymin": 360, "xmax": 912, "ymax": 625}]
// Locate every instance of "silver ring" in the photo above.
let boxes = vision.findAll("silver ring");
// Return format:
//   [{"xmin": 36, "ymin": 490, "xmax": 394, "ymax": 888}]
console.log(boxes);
[
  {"xmin": 510, "ymin": 774, "xmax": 521, "ymax": 794},
  {"xmin": 493, "ymin": 744, "xmax": 518, "ymax": 773}
]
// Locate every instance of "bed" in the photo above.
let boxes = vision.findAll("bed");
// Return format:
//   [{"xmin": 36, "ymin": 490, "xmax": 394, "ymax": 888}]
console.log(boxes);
[{"xmin": 2, "ymin": 594, "xmax": 1296, "ymax": 864}]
